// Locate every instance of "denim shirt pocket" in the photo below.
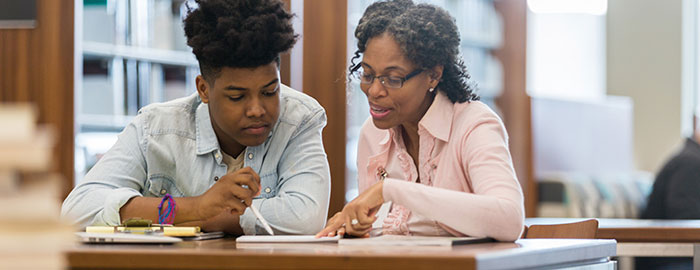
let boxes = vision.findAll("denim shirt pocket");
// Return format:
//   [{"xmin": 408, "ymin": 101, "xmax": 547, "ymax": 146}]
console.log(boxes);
[
  {"xmin": 257, "ymin": 171, "xmax": 278, "ymax": 199},
  {"xmin": 145, "ymin": 174, "xmax": 184, "ymax": 197}
]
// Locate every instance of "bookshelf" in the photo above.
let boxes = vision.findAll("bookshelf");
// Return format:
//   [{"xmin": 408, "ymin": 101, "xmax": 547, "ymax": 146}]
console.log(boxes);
[
  {"xmin": 76, "ymin": 0, "xmax": 199, "ymax": 183},
  {"xmin": 345, "ymin": 0, "xmax": 504, "ymax": 201}
]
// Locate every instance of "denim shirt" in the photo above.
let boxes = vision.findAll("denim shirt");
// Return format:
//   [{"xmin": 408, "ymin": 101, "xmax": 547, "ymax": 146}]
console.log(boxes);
[{"xmin": 61, "ymin": 85, "xmax": 331, "ymax": 235}]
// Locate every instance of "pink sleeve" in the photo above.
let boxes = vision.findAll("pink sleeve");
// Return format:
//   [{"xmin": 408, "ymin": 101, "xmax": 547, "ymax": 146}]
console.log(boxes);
[
  {"xmin": 382, "ymin": 115, "xmax": 524, "ymax": 241},
  {"xmin": 356, "ymin": 119, "xmax": 375, "ymax": 193}
]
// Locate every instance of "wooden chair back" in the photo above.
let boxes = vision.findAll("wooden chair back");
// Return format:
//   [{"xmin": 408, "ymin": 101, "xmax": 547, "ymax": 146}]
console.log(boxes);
[{"xmin": 524, "ymin": 219, "xmax": 599, "ymax": 239}]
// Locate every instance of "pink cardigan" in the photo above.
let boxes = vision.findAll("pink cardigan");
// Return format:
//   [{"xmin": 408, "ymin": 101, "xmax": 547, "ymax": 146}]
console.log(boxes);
[{"xmin": 357, "ymin": 92, "xmax": 525, "ymax": 241}]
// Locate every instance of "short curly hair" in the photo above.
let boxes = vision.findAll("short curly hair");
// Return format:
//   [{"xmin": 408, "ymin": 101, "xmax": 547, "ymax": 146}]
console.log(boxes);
[
  {"xmin": 184, "ymin": 0, "xmax": 298, "ymax": 82},
  {"xmin": 350, "ymin": 0, "xmax": 478, "ymax": 103}
]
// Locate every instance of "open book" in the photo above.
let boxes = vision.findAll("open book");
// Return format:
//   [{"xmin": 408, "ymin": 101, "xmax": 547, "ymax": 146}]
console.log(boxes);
[{"xmin": 338, "ymin": 235, "xmax": 494, "ymax": 246}]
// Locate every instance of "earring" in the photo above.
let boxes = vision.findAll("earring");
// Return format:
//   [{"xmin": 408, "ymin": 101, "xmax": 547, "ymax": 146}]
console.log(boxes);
[{"xmin": 428, "ymin": 87, "xmax": 435, "ymax": 93}]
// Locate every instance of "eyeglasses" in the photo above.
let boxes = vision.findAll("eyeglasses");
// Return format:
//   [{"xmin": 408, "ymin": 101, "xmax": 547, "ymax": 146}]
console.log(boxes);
[{"xmin": 356, "ymin": 69, "xmax": 423, "ymax": 89}]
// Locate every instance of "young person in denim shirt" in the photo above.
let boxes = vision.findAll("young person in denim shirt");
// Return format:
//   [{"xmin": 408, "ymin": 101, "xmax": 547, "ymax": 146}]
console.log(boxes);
[{"xmin": 62, "ymin": 0, "xmax": 330, "ymax": 235}]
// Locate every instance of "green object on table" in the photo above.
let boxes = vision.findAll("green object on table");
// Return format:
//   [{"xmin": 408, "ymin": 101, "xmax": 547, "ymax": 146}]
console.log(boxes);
[{"xmin": 122, "ymin": 217, "xmax": 153, "ymax": 227}]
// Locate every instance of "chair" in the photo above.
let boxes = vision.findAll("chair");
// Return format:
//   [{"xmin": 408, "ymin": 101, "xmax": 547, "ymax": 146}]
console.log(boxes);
[{"xmin": 523, "ymin": 219, "xmax": 599, "ymax": 239}]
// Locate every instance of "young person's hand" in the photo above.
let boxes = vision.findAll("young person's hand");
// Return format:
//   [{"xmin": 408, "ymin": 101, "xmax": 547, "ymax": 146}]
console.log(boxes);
[
  {"xmin": 194, "ymin": 167, "xmax": 261, "ymax": 221},
  {"xmin": 315, "ymin": 181, "xmax": 385, "ymax": 238},
  {"xmin": 199, "ymin": 210, "xmax": 244, "ymax": 235}
]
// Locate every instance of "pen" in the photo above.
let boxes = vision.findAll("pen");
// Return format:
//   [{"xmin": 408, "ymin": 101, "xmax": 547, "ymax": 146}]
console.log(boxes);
[
  {"xmin": 249, "ymin": 203, "xmax": 275, "ymax": 235},
  {"xmin": 240, "ymin": 168, "xmax": 273, "ymax": 235}
]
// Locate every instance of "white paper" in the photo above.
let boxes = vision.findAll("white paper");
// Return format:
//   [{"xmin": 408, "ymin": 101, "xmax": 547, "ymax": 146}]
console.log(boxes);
[
  {"xmin": 235, "ymin": 235, "xmax": 341, "ymax": 243},
  {"xmin": 372, "ymin": 202, "xmax": 392, "ymax": 229}
]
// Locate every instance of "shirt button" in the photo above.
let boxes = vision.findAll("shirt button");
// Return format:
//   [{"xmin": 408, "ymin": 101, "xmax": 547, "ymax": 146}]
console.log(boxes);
[
  {"xmin": 215, "ymin": 153, "xmax": 220, "ymax": 159},
  {"xmin": 248, "ymin": 153, "xmax": 254, "ymax": 159},
  {"xmin": 160, "ymin": 189, "xmax": 167, "ymax": 195},
  {"xmin": 264, "ymin": 187, "xmax": 271, "ymax": 193},
  {"xmin": 214, "ymin": 176, "xmax": 219, "ymax": 181}
]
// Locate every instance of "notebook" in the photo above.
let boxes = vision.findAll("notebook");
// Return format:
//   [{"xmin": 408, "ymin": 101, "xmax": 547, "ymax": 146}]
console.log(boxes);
[
  {"xmin": 338, "ymin": 235, "xmax": 494, "ymax": 246},
  {"xmin": 85, "ymin": 226, "xmax": 200, "ymax": 237},
  {"xmin": 181, "ymin": 231, "xmax": 225, "ymax": 241},
  {"xmin": 75, "ymin": 232, "xmax": 182, "ymax": 244},
  {"xmin": 235, "ymin": 235, "xmax": 341, "ymax": 243}
]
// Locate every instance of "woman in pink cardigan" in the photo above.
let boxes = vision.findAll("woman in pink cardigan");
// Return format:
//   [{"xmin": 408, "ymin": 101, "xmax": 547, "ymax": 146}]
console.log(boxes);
[{"xmin": 316, "ymin": 0, "xmax": 524, "ymax": 241}]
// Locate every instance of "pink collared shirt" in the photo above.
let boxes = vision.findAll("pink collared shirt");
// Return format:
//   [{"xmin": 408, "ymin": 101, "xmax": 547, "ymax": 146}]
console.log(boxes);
[{"xmin": 357, "ymin": 92, "xmax": 525, "ymax": 241}]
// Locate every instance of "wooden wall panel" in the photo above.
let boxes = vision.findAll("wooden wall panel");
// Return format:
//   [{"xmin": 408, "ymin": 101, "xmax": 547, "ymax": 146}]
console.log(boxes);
[
  {"xmin": 303, "ymin": 0, "xmax": 347, "ymax": 217},
  {"xmin": 493, "ymin": 0, "xmax": 536, "ymax": 217},
  {"xmin": 280, "ymin": 0, "xmax": 291, "ymax": 86},
  {"xmin": 0, "ymin": 0, "xmax": 74, "ymax": 199}
]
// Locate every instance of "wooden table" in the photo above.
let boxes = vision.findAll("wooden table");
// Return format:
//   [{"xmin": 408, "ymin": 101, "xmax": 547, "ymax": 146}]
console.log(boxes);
[
  {"xmin": 526, "ymin": 218, "xmax": 700, "ymax": 269},
  {"xmin": 66, "ymin": 238, "xmax": 617, "ymax": 270}
]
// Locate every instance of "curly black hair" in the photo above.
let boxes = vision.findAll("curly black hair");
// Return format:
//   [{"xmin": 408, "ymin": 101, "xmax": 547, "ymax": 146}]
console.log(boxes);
[
  {"xmin": 184, "ymin": 0, "xmax": 298, "ymax": 82},
  {"xmin": 350, "ymin": 0, "xmax": 478, "ymax": 103}
]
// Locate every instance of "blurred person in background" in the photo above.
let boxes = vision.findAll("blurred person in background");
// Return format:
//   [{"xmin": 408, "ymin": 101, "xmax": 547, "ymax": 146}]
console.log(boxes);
[{"xmin": 637, "ymin": 113, "xmax": 700, "ymax": 270}]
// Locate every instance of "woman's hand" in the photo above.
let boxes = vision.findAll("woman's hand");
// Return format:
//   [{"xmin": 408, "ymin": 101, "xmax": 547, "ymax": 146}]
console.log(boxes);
[
  {"xmin": 314, "ymin": 211, "xmax": 348, "ymax": 238},
  {"xmin": 315, "ymin": 181, "xmax": 385, "ymax": 238}
]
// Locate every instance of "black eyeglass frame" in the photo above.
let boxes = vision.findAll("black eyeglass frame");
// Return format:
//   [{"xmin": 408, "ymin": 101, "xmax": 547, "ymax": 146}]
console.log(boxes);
[{"xmin": 355, "ymin": 68, "xmax": 424, "ymax": 89}]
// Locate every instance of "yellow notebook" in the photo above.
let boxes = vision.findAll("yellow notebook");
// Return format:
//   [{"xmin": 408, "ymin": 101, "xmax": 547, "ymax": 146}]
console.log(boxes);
[{"xmin": 85, "ymin": 226, "xmax": 200, "ymax": 237}]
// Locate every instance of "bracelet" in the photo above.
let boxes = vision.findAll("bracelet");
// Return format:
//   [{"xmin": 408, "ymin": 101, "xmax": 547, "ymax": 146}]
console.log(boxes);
[{"xmin": 157, "ymin": 194, "xmax": 176, "ymax": 225}]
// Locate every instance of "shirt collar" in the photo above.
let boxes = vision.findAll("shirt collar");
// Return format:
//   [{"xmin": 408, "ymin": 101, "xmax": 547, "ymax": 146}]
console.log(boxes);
[
  {"xmin": 379, "ymin": 128, "xmax": 393, "ymax": 146},
  {"xmin": 195, "ymin": 101, "xmax": 220, "ymax": 155},
  {"xmin": 418, "ymin": 91, "xmax": 453, "ymax": 142},
  {"xmin": 378, "ymin": 91, "xmax": 453, "ymax": 147}
]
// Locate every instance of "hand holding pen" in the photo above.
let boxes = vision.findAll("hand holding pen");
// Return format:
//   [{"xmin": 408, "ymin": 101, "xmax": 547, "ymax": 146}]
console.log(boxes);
[{"xmin": 194, "ymin": 167, "xmax": 261, "ymax": 221}]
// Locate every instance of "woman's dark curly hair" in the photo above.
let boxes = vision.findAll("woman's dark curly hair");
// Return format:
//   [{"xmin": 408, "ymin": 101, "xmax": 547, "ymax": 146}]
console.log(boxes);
[
  {"xmin": 350, "ymin": 0, "xmax": 478, "ymax": 103},
  {"xmin": 184, "ymin": 0, "xmax": 298, "ymax": 82}
]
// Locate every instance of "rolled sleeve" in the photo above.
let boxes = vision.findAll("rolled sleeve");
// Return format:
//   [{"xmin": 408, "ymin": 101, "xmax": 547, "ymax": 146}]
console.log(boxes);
[
  {"xmin": 61, "ymin": 115, "xmax": 149, "ymax": 228},
  {"xmin": 94, "ymin": 188, "xmax": 143, "ymax": 226}
]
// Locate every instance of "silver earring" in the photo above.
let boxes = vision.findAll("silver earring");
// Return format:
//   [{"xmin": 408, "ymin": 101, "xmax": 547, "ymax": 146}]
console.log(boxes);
[{"xmin": 429, "ymin": 87, "xmax": 435, "ymax": 93}]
